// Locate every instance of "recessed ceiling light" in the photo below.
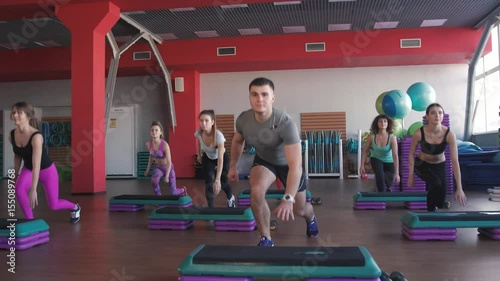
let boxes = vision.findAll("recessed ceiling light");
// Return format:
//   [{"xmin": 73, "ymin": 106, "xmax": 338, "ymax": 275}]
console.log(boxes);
[
  {"xmin": 0, "ymin": 43, "xmax": 12, "ymax": 50},
  {"xmin": 221, "ymin": 4, "xmax": 248, "ymax": 9},
  {"xmin": 374, "ymin": 21, "xmax": 399, "ymax": 29},
  {"xmin": 169, "ymin": 8, "xmax": 196, "ymax": 12},
  {"xmin": 28, "ymin": 17, "xmax": 52, "ymax": 22},
  {"xmin": 238, "ymin": 28, "xmax": 262, "ymax": 36},
  {"xmin": 122, "ymin": 11, "xmax": 146, "ymax": 15},
  {"xmin": 283, "ymin": 26, "xmax": 306, "ymax": 33},
  {"xmin": 420, "ymin": 19, "xmax": 447, "ymax": 27},
  {"xmin": 158, "ymin": 33, "xmax": 178, "ymax": 40},
  {"xmin": 195, "ymin": 30, "xmax": 220, "ymax": 38},
  {"xmin": 0, "ymin": 43, "xmax": 25, "ymax": 50},
  {"xmin": 274, "ymin": 1, "xmax": 301, "ymax": 5},
  {"xmin": 34, "ymin": 40, "xmax": 61, "ymax": 47},
  {"xmin": 328, "ymin": 23, "xmax": 352, "ymax": 31},
  {"xmin": 115, "ymin": 36, "xmax": 133, "ymax": 43}
]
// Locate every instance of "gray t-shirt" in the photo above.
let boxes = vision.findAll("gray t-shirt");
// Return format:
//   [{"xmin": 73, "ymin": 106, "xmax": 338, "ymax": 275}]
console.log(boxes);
[
  {"xmin": 235, "ymin": 108, "xmax": 300, "ymax": 166},
  {"xmin": 194, "ymin": 129, "xmax": 226, "ymax": 160}
]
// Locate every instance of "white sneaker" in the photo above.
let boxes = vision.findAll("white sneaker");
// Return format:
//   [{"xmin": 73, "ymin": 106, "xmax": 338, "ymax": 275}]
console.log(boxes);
[{"xmin": 227, "ymin": 195, "xmax": 236, "ymax": 208}]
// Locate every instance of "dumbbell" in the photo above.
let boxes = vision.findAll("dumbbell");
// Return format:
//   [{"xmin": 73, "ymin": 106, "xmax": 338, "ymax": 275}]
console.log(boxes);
[
  {"xmin": 390, "ymin": 271, "xmax": 408, "ymax": 281},
  {"xmin": 311, "ymin": 197, "xmax": 322, "ymax": 205},
  {"xmin": 380, "ymin": 271, "xmax": 392, "ymax": 281},
  {"xmin": 270, "ymin": 220, "xmax": 279, "ymax": 231}
]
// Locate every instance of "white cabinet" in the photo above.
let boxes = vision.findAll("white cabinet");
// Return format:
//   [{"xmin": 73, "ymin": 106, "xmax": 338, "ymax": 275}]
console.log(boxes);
[{"xmin": 106, "ymin": 107, "xmax": 137, "ymax": 178}]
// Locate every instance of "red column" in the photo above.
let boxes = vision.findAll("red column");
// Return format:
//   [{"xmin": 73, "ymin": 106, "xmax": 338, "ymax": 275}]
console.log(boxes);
[
  {"xmin": 169, "ymin": 70, "xmax": 200, "ymax": 178},
  {"xmin": 56, "ymin": 2, "xmax": 120, "ymax": 194}
]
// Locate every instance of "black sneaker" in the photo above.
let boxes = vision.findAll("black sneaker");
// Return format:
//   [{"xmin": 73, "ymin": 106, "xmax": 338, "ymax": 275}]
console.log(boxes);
[
  {"xmin": 71, "ymin": 204, "xmax": 81, "ymax": 223},
  {"xmin": 227, "ymin": 195, "xmax": 236, "ymax": 208}
]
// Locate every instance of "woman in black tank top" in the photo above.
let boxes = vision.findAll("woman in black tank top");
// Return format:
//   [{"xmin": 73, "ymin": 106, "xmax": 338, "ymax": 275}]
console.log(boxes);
[
  {"xmin": 8, "ymin": 102, "xmax": 81, "ymax": 223},
  {"xmin": 408, "ymin": 103, "xmax": 467, "ymax": 211}
]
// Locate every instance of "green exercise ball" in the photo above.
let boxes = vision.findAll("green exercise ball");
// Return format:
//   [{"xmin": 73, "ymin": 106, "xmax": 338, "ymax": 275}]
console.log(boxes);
[
  {"xmin": 407, "ymin": 121, "xmax": 423, "ymax": 136},
  {"xmin": 392, "ymin": 119, "xmax": 406, "ymax": 138}
]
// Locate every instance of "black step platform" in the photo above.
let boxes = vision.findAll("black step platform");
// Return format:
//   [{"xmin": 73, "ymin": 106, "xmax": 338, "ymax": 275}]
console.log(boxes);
[
  {"xmin": 108, "ymin": 194, "xmax": 192, "ymax": 212},
  {"xmin": 149, "ymin": 207, "xmax": 255, "ymax": 231},
  {"xmin": 178, "ymin": 244, "xmax": 382, "ymax": 280}
]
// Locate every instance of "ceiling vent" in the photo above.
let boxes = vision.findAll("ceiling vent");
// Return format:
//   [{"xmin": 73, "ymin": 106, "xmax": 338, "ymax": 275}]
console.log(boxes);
[
  {"xmin": 217, "ymin": 47, "xmax": 236, "ymax": 56},
  {"xmin": 400, "ymin": 38, "xmax": 421, "ymax": 49},
  {"xmin": 133, "ymin": 51, "xmax": 151, "ymax": 60},
  {"xmin": 305, "ymin": 42, "xmax": 326, "ymax": 52}
]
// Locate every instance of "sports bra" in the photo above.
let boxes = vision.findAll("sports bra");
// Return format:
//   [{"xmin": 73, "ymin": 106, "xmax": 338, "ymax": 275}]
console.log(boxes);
[
  {"xmin": 149, "ymin": 140, "xmax": 165, "ymax": 159},
  {"xmin": 11, "ymin": 129, "xmax": 53, "ymax": 170},
  {"xmin": 420, "ymin": 127, "xmax": 449, "ymax": 155}
]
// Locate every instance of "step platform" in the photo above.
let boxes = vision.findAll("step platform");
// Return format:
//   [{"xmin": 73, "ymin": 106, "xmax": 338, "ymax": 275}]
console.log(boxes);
[
  {"xmin": 353, "ymin": 192, "xmax": 427, "ymax": 210},
  {"xmin": 489, "ymin": 191, "xmax": 500, "ymax": 202},
  {"xmin": 178, "ymin": 245, "xmax": 382, "ymax": 280},
  {"xmin": 237, "ymin": 189, "xmax": 312, "ymax": 206},
  {"xmin": 0, "ymin": 219, "xmax": 50, "ymax": 250},
  {"xmin": 477, "ymin": 228, "xmax": 500, "ymax": 240},
  {"xmin": 149, "ymin": 206, "xmax": 255, "ymax": 231},
  {"xmin": 401, "ymin": 211, "xmax": 500, "ymax": 241},
  {"xmin": 108, "ymin": 194, "xmax": 193, "ymax": 212}
]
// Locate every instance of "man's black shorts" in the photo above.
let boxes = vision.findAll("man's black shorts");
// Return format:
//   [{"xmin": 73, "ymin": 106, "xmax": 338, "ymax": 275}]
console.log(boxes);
[{"xmin": 252, "ymin": 154, "xmax": 306, "ymax": 192}]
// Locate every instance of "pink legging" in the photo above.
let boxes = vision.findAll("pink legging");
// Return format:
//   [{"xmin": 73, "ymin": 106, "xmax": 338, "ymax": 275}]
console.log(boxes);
[
  {"xmin": 16, "ymin": 164, "xmax": 75, "ymax": 219},
  {"xmin": 151, "ymin": 164, "xmax": 185, "ymax": 196}
]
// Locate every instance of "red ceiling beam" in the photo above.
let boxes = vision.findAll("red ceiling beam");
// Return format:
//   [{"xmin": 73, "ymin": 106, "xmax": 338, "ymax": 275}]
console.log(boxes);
[{"xmin": 0, "ymin": 27, "xmax": 490, "ymax": 82}]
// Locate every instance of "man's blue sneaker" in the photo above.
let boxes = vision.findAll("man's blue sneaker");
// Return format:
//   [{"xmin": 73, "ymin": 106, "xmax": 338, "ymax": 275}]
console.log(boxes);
[
  {"xmin": 257, "ymin": 236, "xmax": 274, "ymax": 247},
  {"xmin": 306, "ymin": 216, "xmax": 319, "ymax": 238}
]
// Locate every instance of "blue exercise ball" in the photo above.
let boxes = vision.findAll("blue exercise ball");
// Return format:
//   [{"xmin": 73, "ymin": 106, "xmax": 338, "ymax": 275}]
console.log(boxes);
[
  {"xmin": 382, "ymin": 90, "xmax": 412, "ymax": 119},
  {"xmin": 375, "ymin": 91, "xmax": 388, "ymax": 115},
  {"xmin": 407, "ymin": 82, "xmax": 436, "ymax": 112},
  {"xmin": 457, "ymin": 140, "xmax": 482, "ymax": 153}
]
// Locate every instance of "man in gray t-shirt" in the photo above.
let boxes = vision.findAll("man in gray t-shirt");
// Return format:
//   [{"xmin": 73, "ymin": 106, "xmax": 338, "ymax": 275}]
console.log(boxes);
[{"xmin": 229, "ymin": 77, "xmax": 319, "ymax": 247}]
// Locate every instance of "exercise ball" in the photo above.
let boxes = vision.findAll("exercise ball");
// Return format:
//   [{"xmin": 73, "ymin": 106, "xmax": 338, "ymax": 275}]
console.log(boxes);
[
  {"xmin": 457, "ymin": 140, "xmax": 482, "ymax": 153},
  {"xmin": 375, "ymin": 91, "xmax": 388, "ymax": 115},
  {"xmin": 407, "ymin": 121, "xmax": 423, "ymax": 136},
  {"xmin": 392, "ymin": 119, "xmax": 405, "ymax": 138},
  {"xmin": 407, "ymin": 82, "xmax": 436, "ymax": 111},
  {"xmin": 382, "ymin": 90, "xmax": 412, "ymax": 119}
]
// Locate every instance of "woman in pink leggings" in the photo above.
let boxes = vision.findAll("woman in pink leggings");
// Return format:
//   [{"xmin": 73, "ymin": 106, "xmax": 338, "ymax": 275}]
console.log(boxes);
[
  {"xmin": 9, "ymin": 102, "xmax": 81, "ymax": 223},
  {"xmin": 144, "ymin": 121, "xmax": 187, "ymax": 196}
]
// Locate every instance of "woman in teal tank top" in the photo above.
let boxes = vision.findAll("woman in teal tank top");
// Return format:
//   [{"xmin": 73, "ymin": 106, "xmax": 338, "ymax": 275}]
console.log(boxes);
[{"xmin": 360, "ymin": 115, "xmax": 400, "ymax": 192}]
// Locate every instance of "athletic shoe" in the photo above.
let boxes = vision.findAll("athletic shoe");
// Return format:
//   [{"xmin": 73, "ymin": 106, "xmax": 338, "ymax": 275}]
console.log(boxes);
[
  {"xmin": 227, "ymin": 195, "xmax": 236, "ymax": 208},
  {"xmin": 257, "ymin": 236, "xmax": 274, "ymax": 247},
  {"xmin": 71, "ymin": 204, "xmax": 81, "ymax": 224},
  {"xmin": 306, "ymin": 216, "xmax": 319, "ymax": 238}
]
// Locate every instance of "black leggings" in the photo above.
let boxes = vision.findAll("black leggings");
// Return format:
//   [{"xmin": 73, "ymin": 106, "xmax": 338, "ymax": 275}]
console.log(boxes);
[
  {"xmin": 414, "ymin": 157, "xmax": 447, "ymax": 211},
  {"xmin": 370, "ymin": 157, "xmax": 395, "ymax": 192},
  {"xmin": 202, "ymin": 152, "xmax": 233, "ymax": 207}
]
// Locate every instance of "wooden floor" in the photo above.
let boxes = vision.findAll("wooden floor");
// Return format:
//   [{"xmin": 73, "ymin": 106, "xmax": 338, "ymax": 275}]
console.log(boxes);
[{"xmin": 1, "ymin": 177, "xmax": 499, "ymax": 281}]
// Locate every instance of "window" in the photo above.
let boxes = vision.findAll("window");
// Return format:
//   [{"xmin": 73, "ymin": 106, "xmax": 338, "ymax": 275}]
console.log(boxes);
[
  {"xmin": 473, "ymin": 72, "xmax": 500, "ymax": 133},
  {"xmin": 484, "ymin": 26, "xmax": 499, "ymax": 72},
  {"xmin": 473, "ymin": 25, "xmax": 500, "ymax": 134}
]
